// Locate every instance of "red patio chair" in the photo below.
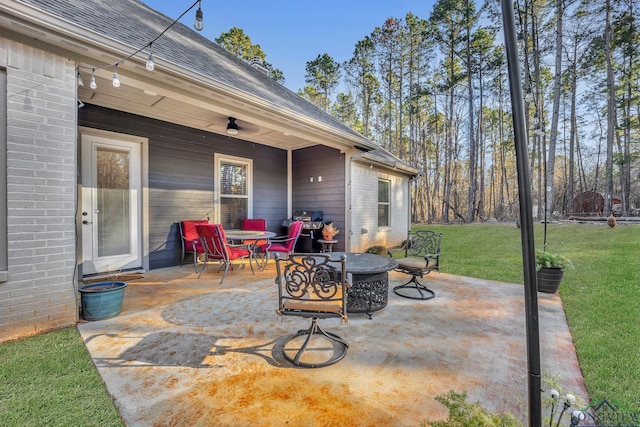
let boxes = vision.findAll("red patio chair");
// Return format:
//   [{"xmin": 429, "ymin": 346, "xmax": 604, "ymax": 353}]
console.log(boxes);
[
  {"xmin": 179, "ymin": 219, "xmax": 209, "ymax": 271},
  {"xmin": 196, "ymin": 223, "xmax": 254, "ymax": 284},
  {"xmin": 241, "ymin": 218, "xmax": 268, "ymax": 247},
  {"xmin": 255, "ymin": 220, "xmax": 304, "ymax": 271}
]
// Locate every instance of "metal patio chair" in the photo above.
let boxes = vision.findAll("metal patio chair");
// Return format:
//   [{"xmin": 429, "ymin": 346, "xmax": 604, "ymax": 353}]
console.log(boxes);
[
  {"xmin": 196, "ymin": 223, "xmax": 253, "ymax": 284},
  {"xmin": 179, "ymin": 219, "xmax": 208, "ymax": 271},
  {"xmin": 388, "ymin": 230, "xmax": 442, "ymax": 300},
  {"xmin": 275, "ymin": 253, "xmax": 349, "ymax": 368}
]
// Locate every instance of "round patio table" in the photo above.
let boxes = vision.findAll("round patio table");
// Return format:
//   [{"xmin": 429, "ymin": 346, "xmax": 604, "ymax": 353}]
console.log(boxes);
[
  {"xmin": 224, "ymin": 229, "xmax": 276, "ymax": 270},
  {"xmin": 224, "ymin": 229, "xmax": 276, "ymax": 241},
  {"xmin": 330, "ymin": 252, "xmax": 398, "ymax": 319}
]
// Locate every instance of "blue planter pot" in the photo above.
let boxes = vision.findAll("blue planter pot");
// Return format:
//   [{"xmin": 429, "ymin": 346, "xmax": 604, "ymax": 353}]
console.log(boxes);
[{"xmin": 79, "ymin": 281, "xmax": 127, "ymax": 321}]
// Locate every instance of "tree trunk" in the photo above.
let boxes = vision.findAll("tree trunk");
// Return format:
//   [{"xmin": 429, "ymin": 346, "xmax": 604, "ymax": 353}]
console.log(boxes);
[
  {"xmin": 604, "ymin": 0, "xmax": 615, "ymax": 214},
  {"xmin": 546, "ymin": 0, "xmax": 564, "ymax": 220}
]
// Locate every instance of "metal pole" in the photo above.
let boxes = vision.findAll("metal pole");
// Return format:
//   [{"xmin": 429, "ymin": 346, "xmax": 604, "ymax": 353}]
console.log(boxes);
[{"xmin": 500, "ymin": 1, "xmax": 542, "ymax": 425}]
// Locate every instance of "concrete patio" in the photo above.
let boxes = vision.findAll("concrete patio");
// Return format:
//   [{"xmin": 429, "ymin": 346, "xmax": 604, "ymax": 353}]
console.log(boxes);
[{"xmin": 77, "ymin": 260, "xmax": 588, "ymax": 426}]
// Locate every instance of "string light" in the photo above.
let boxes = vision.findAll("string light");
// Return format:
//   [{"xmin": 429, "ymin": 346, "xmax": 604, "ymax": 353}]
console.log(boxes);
[
  {"xmin": 194, "ymin": 1, "xmax": 204, "ymax": 31},
  {"xmin": 534, "ymin": 124, "xmax": 544, "ymax": 136},
  {"xmin": 517, "ymin": 32, "xmax": 525, "ymax": 50},
  {"xmin": 89, "ymin": 69, "xmax": 97, "ymax": 90},
  {"xmin": 112, "ymin": 64, "xmax": 120, "ymax": 87},
  {"xmin": 146, "ymin": 52, "xmax": 155, "ymax": 72},
  {"xmin": 525, "ymin": 87, "xmax": 533, "ymax": 103},
  {"xmin": 77, "ymin": 0, "xmax": 203, "ymax": 89}
]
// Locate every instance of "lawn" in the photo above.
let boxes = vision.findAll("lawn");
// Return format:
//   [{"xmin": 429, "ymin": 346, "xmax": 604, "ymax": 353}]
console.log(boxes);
[
  {"xmin": 1, "ymin": 221, "xmax": 638, "ymax": 425},
  {"xmin": 417, "ymin": 222, "xmax": 640, "ymax": 412},
  {"xmin": 0, "ymin": 327, "xmax": 123, "ymax": 426}
]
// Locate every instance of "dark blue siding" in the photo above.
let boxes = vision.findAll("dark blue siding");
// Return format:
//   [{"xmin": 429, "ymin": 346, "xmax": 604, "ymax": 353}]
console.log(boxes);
[{"xmin": 79, "ymin": 105, "xmax": 288, "ymax": 269}]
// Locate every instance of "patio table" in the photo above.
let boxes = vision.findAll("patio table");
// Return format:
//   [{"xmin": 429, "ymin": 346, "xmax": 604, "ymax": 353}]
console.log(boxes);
[
  {"xmin": 330, "ymin": 252, "xmax": 398, "ymax": 319},
  {"xmin": 224, "ymin": 229, "xmax": 276, "ymax": 270}
]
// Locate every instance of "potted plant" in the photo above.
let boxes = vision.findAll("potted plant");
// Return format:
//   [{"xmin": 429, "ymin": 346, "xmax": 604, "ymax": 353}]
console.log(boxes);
[
  {"xmin": 322, "ymin": 222, "xmax": 339, "ymax": 241},
  {"xmin": 536, "ymin": 249, "xmax": 574, "ymax": 293}
]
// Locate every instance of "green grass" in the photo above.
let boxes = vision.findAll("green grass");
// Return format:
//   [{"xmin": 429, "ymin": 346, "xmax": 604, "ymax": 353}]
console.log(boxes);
[
  {"xmin": 1, "ymin": 222, "xmax": 638, "ymax": 423},
  {"xmin": 418, "ymin": 222, "xmax": 640, "ymax": 411},
  {"xmin": 0, "ymin": 327, "xmax": 123, "ymax": 427}
]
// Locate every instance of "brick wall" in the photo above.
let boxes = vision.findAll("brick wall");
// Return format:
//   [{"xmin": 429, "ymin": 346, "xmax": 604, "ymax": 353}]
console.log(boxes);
[{"xmin": 0, "ymin": 38, "xmax": 79, "ymax": 341}]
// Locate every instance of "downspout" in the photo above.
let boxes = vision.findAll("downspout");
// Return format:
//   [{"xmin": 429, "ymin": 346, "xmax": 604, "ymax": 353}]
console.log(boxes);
[
  {"xmin": 408, "ymin": 174, "xmax": 417, "ymax": 235},
  {"xmin": 287, "ymin": 149, "xmax": 292, "ymax": 218}
]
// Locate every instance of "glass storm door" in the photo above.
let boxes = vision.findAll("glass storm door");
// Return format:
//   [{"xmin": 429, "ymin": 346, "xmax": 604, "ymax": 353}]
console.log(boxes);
[{"xmin": 81, "ymin": 133, "xmax": 142, "ymax": 275}]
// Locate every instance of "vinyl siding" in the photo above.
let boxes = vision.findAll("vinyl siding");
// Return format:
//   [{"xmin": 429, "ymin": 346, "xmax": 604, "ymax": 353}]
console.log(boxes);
[
  {"xmin": 292, "ymin": 146, "xmax": 346, "ymax": 251},
  {"xmin": 78, "ymin": 105, "xmax": 288, "ymax": 269},
  {"xmin": 350, "ymin": 161, "xmax": 409, "ymax": 252}
]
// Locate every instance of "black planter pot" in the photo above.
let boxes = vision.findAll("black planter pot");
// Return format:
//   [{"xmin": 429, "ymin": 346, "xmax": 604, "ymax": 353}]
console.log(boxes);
[{"xmin": 536, "ymin": 267, "xmax": 564, "ymax": 293}]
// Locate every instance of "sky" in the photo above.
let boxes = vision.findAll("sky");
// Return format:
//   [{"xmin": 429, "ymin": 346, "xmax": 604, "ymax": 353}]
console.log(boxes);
[{"xmin": 141, "ymin": 0, "xmax": 437, "ymax": 93}]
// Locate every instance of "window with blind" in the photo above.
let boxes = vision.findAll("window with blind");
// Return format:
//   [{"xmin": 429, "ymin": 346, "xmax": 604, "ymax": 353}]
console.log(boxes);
[
  {"xmin": 215, "ymin": 154, "xmax": 253, "ymax": 229},
  {"xmin": 378, "ymin": 179, "xmax": 390, "ymax": 227}
]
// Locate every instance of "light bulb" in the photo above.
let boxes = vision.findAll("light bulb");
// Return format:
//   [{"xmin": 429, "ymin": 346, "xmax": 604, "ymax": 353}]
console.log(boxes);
[
  {"xmin": 550, "ymin": 389, "xmax": 559, "ymax": 399},
  {"xmin": 525, "ymin": 89, "xmax": 533, "ymax": 103},
  {"xmin": 89, "ymin": 72, "xmax": 97, "ymax": 90},
  {"xmin": 112, "ymin": 65, "xmax": 120, "ymax": 88},
  {"xmin": 77, "ymin": 72, "xmax": 84, "ymax": 87},
  {"xmin": 194, "ymin": 3, "xmax": 203, "ymax": 31},
  {"xmin": 146, "ymin": 53, "xmax": 155, "ymax": 72},
  {"xmin": 517, "ymin": 32, "xmax": 525, "ymax": 50},
  {"xmin": 532, "ymin": 112, "xmax": 539, "ymax": 125}
]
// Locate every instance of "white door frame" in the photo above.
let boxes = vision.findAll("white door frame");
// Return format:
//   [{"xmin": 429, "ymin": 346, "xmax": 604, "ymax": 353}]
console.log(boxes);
[{"xmin": 79, "ymin": 127, "xmax": 149, "ymax": 276}]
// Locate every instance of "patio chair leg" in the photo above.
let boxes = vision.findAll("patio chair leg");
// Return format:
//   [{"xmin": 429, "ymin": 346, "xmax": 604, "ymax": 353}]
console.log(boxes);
[
  {"xmin": 393, "ymin": 276, "xmax": 435, "ymax": 300},
  {"xmin": 283, "ymin": 318, "xmax": 349, "ymax": 368},
  {"xmin": 219, "ymin": 262, "xmax": 231, "ymax": 284},
  {"xmin": 197, "ymin": 256, "xmax": 207, "ymax": 279}
]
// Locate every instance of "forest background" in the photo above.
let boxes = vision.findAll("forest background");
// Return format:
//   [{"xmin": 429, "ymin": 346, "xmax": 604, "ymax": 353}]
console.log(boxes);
[{"xmin": 214, "ymin": 0, "xmax": 639, "ymax": 224}]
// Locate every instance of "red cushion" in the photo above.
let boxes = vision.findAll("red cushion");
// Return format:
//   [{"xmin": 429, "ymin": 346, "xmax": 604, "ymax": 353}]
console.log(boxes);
[
  {"xmin": 259, "ymin": 243, "xmax": 289, "ymax": 253},
  {"xmin": 184, "ymin": 240, "xmax": 204, "ymax": 251},
  {"xmin": 228, "ymin": 247, "xmax": 251, "ymax": 259},
  {"xmin": 242, "ymin": 218, "xmax": 266, "ymax": 231},
  {"xmin": 181, "ymin": 220, "xmax": 208, "ymax": 252}
]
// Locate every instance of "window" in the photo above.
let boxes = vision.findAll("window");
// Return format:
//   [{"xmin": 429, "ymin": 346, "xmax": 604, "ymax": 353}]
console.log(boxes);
[
  {"xmin": 378, "ymin": 179, "xmax": 390, "ymax": 227},
  {"xmin": 214, "ymin": 154, "xmax": 252, "ymax": 230},
  {"xmin": 1, "ymin": 69, "xmax": 7, "ymax": 281}
]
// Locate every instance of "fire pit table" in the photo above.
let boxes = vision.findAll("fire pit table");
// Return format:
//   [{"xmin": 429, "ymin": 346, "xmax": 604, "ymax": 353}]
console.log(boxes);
[{"xmin": 331, "ymin": 252, "xmax": 398, "ymax": 319}]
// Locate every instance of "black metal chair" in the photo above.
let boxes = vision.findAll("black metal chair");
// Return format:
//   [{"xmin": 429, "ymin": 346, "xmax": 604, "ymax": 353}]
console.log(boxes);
[
  {"xmin": 274, "ymin": 253, "xmax": 349, "ymax": 368},
  {"xmin": 388, "ymin": 231, "xmax": 442, "ymax": 300}
]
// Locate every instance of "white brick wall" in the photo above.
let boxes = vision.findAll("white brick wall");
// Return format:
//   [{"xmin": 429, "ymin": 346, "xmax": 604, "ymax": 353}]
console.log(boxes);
[{"xmin": 0, "ymin": 38, "xmax": 78, "ymax": 341}]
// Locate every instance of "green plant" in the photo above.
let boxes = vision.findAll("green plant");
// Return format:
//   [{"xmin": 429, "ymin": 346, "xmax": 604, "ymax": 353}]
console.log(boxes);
[
  {"xmin": 535, "ymin": 249, "xmax": 574, "ymax": 271},
  {"xmin": 365, "ymin": 245, "xmax": 386, "ymax": 255},
  {"xmin": 425, "ymin": 390, "xmax": 522, "ymax": 426}
]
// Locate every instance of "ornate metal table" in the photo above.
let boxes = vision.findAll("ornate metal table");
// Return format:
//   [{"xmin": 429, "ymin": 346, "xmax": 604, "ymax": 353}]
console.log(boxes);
[{"xmin": 331, "ymin": 252, "xmax": 398, "ymax": 319}]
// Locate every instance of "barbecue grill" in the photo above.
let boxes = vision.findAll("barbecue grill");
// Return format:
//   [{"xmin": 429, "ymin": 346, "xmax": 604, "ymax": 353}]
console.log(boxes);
[{"xmin": 282, "ymin": 210, "xmax": 324, "ymax": 252}]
